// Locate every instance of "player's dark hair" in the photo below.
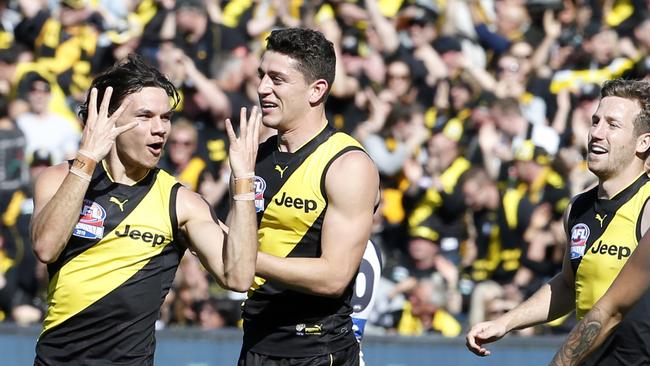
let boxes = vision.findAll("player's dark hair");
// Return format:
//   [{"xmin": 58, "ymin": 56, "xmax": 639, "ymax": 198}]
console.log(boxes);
[
  {"xmin": 78, "ymin": 53, "xmax": 179, "ymax": 124},
  {"xmin": 266, "ymin": 28, "xmax": 336, "ymax": 98}
]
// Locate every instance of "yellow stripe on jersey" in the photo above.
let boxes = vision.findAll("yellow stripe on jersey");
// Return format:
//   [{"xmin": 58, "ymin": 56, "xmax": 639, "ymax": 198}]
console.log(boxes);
[
  {"xmin": 503, "ymin": 188, "xmax": 525, "ymax": 230},
  {"xmin": 42, "ymin": 171, "xmax": 177, "ymax": 334}
]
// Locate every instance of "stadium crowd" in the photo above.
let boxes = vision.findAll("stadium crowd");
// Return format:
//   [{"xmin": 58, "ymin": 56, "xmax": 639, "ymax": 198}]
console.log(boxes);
[{"xmin": 0, "ymin": 0, "xmax": 649, "ymax": 338}]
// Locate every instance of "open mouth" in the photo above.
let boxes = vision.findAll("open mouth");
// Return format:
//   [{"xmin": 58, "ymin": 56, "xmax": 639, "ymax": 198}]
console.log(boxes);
[
  {"xmin": 260, "ymin": 101, "xmax": 278, "ymax": 113},
  {"xmin": 147, "ymin": 142, "xmax": 164, "ymax": 155},
  {"xmin": 588, "ymin": 144, "xmax": 608, "ymax": 155}
]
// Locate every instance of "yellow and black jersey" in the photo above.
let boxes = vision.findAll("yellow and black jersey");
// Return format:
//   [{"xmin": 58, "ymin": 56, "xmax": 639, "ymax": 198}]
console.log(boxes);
[
  {"xmin": 524, "ymin": 166, "xmax": 570, "ymax": 219},
  {"xmin": 568, "ymin": 174, "xmax": 650, "ymax": 365},
  {"xmin": 408, "ymin": 156, "xmax": 470, "ymax": 243},
  {"xmin": 35, "ymin": 164, "xmax": 185, "ymax": 366},
  {"xmin": 470, "ymin": 187, "xmax": 533, "ymax": 283},
  {"xmin": 242, "ymin": 125, "xmax": 364, "ymax": 357}
]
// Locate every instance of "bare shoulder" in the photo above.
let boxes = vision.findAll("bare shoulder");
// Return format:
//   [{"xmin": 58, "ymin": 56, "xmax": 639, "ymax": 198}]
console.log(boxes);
[
  {"xmin": 175, "ymin": 186, "xmax": 217, "ymax": 227},
  {"xmin": 327, "ymin": 150, "xmax": 378, "ymax": 181},
  {"xmin": 326, "ymin": 150, "xmax": 379, "ymax": 204}
]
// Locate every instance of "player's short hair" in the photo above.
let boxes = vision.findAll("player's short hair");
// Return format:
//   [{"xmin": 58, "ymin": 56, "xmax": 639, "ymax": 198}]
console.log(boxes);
[
  {"xmin": 78, "ymin": 53, "xmax": 179, "ymax": 125},
  {"xmin": 601, "ymin": 79, "xmax": 650, "ymax": 135},
  {"xmin": 265, "ymin": 28, "xmax": 336, "ymax": 97}
]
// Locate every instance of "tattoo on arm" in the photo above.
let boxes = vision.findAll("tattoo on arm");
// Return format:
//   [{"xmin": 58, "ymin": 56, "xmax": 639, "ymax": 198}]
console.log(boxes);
[{"xmin": 549, "ymin": 308, "xmax": 605, "ymax": 366}]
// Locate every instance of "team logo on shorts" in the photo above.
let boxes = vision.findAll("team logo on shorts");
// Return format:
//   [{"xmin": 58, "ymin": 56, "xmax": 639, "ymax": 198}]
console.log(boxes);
[
  {"xmin": 254, "ymin": 176, "xmax": 266, "ymax": 213},
  {"xmin": 570, "ymin": 223, "xmax": 590, "ymax": 259},
  {"xmin": 73, "ymin": 199, "xmax": 106, "ymax": 239}
]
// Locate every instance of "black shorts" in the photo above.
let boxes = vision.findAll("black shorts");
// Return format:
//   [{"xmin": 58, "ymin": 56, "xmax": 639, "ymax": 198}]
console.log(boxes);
[{"xmin": 238, "ymin": 342, "xmax": 360, "ymax": 366}]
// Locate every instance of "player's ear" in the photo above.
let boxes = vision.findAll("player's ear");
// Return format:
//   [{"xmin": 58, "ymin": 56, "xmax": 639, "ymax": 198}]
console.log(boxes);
[
  {"xmin": 636, "ymin": 132, "xmax": 650, "ymax": 155},
  {"xmin": 308, "ymin": 79, "xmax": 328, "ymax": 105}
]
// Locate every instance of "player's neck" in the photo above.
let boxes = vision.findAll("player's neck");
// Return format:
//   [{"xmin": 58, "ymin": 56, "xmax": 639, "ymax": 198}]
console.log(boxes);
[
  {"xmin": 598, "ymin": 165, "xmax": 645, "ymax": 199},
  {"xmin": 104, "ymin": 152, "xmax": 150, "ymax": 186},
  {"xmin": 276, "ymin": 112, "xmax": 327, "ymax": 153}
]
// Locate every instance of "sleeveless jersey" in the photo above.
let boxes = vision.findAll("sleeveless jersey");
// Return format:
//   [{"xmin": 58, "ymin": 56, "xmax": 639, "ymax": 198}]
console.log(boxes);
[
  {"xmin": 35, "ymin": 164, "xmax": 185, "ymax": 365},
  {"xmin": 568, "ymin": 174, "xmax": 650, "ymax": 365},
  {"xmin": 242, "ymin": 125, "xmax": 365, "ymax": 357}
]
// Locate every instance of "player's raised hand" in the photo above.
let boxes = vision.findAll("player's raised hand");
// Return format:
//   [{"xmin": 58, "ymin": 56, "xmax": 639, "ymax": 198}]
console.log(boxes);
[
  {"xmin": 80, "ymin": 87, "xmax": 137, "ymax": 161},
  {"xmin": 466, "ymin": 320, "xmax": 507, "ymax": 356},
  {"xmin": 225, "ymin": 106, "xmax": 262, "ymax": 178}
]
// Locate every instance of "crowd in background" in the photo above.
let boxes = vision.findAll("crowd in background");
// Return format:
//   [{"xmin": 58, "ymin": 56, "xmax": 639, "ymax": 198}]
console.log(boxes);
[{"xmin": 0, "ymin": 0, "xmax": 649, "ymax": 338}]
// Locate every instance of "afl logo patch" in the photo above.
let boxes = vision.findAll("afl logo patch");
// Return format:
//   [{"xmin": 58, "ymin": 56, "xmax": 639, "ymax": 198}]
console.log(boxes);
[
  {"xmin": 254, "ymin": 176, "xmax": 266, "ymax": 213},
  {"xmin": 570, "ymin": 223, "xmax": 590, "ymax": 259},
  {"xmin": 73, "ymin": 199, "xmax": 106, "ymax": 239}
]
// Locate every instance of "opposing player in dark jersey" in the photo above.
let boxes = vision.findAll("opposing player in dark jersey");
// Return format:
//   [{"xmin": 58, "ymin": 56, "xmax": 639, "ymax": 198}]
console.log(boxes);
[
  {"xmin": 466, "ymin": 79, "xmax": 650, "ymax": 366},
  {"xmin": 550, "ymin": 81, "xmax": 650, "ymax": 365},
  {"xmin": 239, "ymin": 28, "xmax": 379, "ymax": 366},
  {"xmin": 31, "ymin": 54, "xmax": 261, "ymax": 365}
]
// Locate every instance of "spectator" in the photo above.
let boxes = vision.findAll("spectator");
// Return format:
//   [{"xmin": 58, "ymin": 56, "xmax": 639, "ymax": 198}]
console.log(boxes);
[
  {"xmin": 15, "ymin": 75, "xmax": 80, "ymax": 164},
  {"xmin": 389, "ymin": 278, "xmax": 462, "ymax": 337},
  {"xmin": 159, "ymin": 118, "xmax": 206, "ymax": 192}
]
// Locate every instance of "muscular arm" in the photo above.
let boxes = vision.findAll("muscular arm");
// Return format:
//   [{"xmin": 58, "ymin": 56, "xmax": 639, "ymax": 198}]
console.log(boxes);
[
  {"xmin": 31, "ymin": 87, "xmax": 135, "ymax": 263},
  {"xmin": 178, "ymin": 189, "xmax": 258, "ymax": 292},
  {"xmin": 549, "ymin": 201, "xmax": 650, "ymax": 365},
  {"xmin": 184, "ymin": 107, "xmax": 260, "ymax": 291},
  {"xmin": 256, "ymin": 151, "xmax": 379, "ymax": 297},
  {"xmin": 31, "ymin": 164, "xmax": 90, "ymax": 263}
]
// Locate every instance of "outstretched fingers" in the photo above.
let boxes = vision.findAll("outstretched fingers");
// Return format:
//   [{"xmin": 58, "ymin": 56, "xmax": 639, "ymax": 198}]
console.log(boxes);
[
  {"xmin": 87, "ymin": 88, "xmax": 98, "ymax": 127},
  {"xmin": 239, "ymin": 107, "xmax": 248, "ymax": 141},
  {"xmin": 99, "ymin": 86, "xmax": 113, "ymax": 121},
  {"xmin": 224, "ymin": 118, "xmax": 237, "ymax": 144},
  {"xmin": 246, "ymin": 106, "xmax": 260, "ymax": 152}
]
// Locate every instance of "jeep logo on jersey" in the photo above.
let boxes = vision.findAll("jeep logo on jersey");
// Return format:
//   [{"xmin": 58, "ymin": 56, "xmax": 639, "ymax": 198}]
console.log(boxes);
[
  {"xmin": 73, "ymin": 199, "xmax": 106, "ymax": 239},
  {"xmin": 115, "ymin": 225, "xmax": 168, "ymax": 247},
  {"xmin": 255, "ymin": 176, "xmax": 266, "ymax": 213},
  {"xmin": 274, "ymin": 192, "xmax": 317, "ymax": 213},
  {"xmin": 570, "ymin": 223, "xmax": 589, "ymax": 259},
  {"xmin": 590, "ymin": 240, "xmax": 632, "ymax": 260}
]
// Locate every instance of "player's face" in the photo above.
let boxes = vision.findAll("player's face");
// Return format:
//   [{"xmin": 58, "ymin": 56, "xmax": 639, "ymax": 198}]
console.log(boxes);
[
  {"xmin": 588, "ymin": 96, "xmax": 642, "ymax": 180},
  {"xmin": 257, "ymin": 51, "xmax": 312, "ymax": 131},
  {"xmin": 114, "ymin": 87, "xmax": 173, "ymax": 170}
]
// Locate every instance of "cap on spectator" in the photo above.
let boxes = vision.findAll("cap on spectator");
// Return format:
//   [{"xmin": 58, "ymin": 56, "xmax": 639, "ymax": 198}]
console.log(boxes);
[
  {"xmin": 176, "ymin": 0, "xmax": 205, "ymax": 12},
  {"xmin": 433, "ymin": 36, "xmax": 462, "ymax": 54},
  {"xmin": 396, "ymin": 4, "xmax": 438, "ymax": 29},
  {"xmin": 61, "ymin": 0, "xmax": 88, "ymax": 9},
  {"xmin": 409, "ymin": 225, "xmax": 439, "ymax": 243},
  {"xmin": 433, "ymin": 118, "xmax": 464, "ymax": 143},
  {"xmin": 30, "ymin": 149, "xmax": 53, "ymax": 167},
  {"xmin": 514, "ymin": 140, "xmax": 550, "ymax": 165}
]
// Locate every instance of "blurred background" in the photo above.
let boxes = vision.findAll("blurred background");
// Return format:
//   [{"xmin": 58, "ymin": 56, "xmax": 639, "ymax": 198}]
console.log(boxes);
[{"xmin": 0, "ymin": 0, "xmax": 648, "ymax": 364}]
